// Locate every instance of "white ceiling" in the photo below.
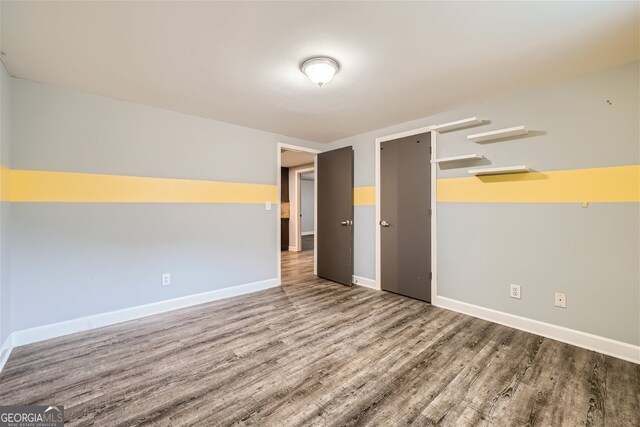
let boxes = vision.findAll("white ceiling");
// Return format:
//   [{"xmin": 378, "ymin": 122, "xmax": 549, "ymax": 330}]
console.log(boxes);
[
  {"xmin": 281, "ymin": 150, "xmax": 314, "ymax": 168},
  {"xmin": 1, "ymin": 1, "xmax": 638, "ymax": 143}
]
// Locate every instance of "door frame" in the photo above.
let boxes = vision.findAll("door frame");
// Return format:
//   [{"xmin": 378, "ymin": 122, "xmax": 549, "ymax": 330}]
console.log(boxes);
[
  {"xmin": 292, "ymin": 165, "xmax": 315, "ymax": 252},
  {"xmin": 277, "ymin": 143, "xmax": 321, "ymax": 284},
  {"xmin": 375, "ymin": 127, "xmax": 438, "ymax": 302}
]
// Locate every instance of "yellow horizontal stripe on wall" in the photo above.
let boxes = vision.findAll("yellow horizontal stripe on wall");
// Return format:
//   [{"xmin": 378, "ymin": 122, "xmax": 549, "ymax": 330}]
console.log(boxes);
[
  {"xmin": 4, "ymin": 165, "xmax": 636, "ymax": 204},
  {"xmin": 354, "ymin": 186, "xmax": 375, "ymax": 205},
  {"xmin": 437, "ymin": 165, "xmax": 640, "ymax": 203},
  {"xmin": 0, "ymin": 164, "xmax": 10, "ymax": 202},
  {"xmin": 7, "ymin": 168, "xmax": 277, "ymax": 203}
]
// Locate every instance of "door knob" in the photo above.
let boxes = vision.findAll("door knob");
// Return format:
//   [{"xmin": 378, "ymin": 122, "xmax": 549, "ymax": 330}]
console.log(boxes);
[
  {"xmin": 340, "ymin": 220, "xmax": 353, "ymax": 226},
  {"xmin": 380, "ymin": 220, "xmax": 390, "ymax": 227}
]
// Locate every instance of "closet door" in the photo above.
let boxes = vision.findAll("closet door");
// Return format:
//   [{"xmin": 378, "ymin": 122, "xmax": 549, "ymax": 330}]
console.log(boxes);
[{"xmin": 380, "ymin": 132, "xmax": 431, "ymax": 301}]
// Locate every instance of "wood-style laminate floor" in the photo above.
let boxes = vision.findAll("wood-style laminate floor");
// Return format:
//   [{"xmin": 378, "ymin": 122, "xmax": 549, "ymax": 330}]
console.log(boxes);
[{"xmin": 1, "ymin": 247, "xmax": 638, "ymax": 426}]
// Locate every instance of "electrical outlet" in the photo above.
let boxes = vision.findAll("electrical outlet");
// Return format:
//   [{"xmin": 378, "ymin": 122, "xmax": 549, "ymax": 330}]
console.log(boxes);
[
  {"xmin": 510, "ymin": 284, "xmax": 521, "ymax": 299},
  {"xmin": 554, "ymin": 292, "xmax": 566, "ymax": 308},
  {"xmin": 161, "ymin": 273, "xmax": 171, "ymax": 286},
  {"xmin": 265, "ymin": 201, "xmax": 272, "ymax": 211}
]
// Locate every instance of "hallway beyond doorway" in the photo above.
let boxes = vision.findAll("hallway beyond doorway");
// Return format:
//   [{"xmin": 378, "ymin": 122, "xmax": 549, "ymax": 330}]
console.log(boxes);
[{"xmin": 301, "ymin": 234, "xmax": 314, "ymax": 251}]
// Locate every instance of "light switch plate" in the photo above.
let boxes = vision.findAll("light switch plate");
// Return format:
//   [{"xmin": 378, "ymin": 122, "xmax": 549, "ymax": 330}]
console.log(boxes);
[
  {"xmin": 265, "ymin": 201, "xmax": 272, "ymax": 211},
  {"xmin": 161, "ymin": 273, "xmax": 171, "ymax": 286}
]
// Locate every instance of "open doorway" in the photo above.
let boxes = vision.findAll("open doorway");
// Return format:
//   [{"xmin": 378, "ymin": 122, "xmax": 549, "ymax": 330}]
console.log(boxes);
[
  {"xmin": 299, "ymin": 171, "xmax": 315, "ymax": 252},
  {"xmin": 278, "ymin": 145, "xmax": 319, "ymax": 283},
  {"xmin": 277, "ymin": 143, "xmax": 354, "ymax": 287}
]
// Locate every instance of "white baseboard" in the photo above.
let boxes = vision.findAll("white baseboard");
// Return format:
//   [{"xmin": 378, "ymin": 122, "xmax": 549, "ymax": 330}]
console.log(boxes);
[
  {"xmin": 288, "ymin": 246, "xmax": 298, "ymax": 252},
  {"xmin": 352, "ymin": 275, "xmax": 379, "ymax": 290},
  {"xmin": 0, "ymin": 334, "xmax": 13, "ymax": 373},
  {"xmin": 10, "ymin": 278, "xmax": 280, "ymax": 350},
  {"xmin": 433, "ymin": 296, "xmax": 640, "ymax": 364},
  {"xmin": 4, "ymin": 280, "xmax": 636, "ymax": 376},
  {"xmin": 301, "ymin": 231, "xmax": 314, "ymax": 236}
]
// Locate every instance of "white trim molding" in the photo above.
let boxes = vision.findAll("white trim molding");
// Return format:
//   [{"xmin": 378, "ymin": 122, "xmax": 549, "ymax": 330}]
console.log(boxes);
[
  {"xmin": 0, "ymin": 334, "xmax": 13, "ymax": 374},
  {"xmin": 433, "ymin": 296, "xmax": 640, "ymax": 364},
  {"xmin": 430, "ymin": 132, "xmax": 438, "ymax": 302},
  {"xmin": 10, "ymin": 278, "xmax": 279, "ymax": 349},
  {"xmin": 352, "ymin": 275, "xmax": 380, "ymax": 290},
  {"xmin": 375, "ymin": 126, "xmax": 433, "ymax": 144}
]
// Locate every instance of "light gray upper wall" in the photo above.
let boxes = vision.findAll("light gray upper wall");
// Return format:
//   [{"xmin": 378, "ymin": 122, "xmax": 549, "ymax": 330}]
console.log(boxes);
[
  {"xmin": 0, "ymin": 66, "xmax": 9, "ymax": 167},
  {"xmin": 435, "ymin": 62, "xmax": 639, "ymax": 178},
  {"xmin": 327, "ymin": 62, "xmax": 640, "ymax": 184},
  {"xmin": 0, "ymin": 62, "xmax": 10, "ymax": 346},
  {"xmin": 300, "ymin": 179, "xmax": 314, "ymax": 234},
  {"xmin": 9, "ymin": 77, "xmax": 324, "ymax": 332},
  {"xmin": 10, "ymin": 78, "xmax": 323, "ymax": 182}
]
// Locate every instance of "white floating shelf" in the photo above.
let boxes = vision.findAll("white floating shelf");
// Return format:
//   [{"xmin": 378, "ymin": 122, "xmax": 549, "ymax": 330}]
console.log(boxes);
[
  {"xmin": 467, "ymin": 125, "xmax": 528, "ymax": 143},
  {"xmin": 431, "ymin": 154, "xmax": 484, "ymax": 164},
  {"xmin": 468, "ymin": 165, "xmax": 530, "ymax": 176},
  {"xmin": 431, "ymin": 117, "xmax": 483, "ymax": 133}
]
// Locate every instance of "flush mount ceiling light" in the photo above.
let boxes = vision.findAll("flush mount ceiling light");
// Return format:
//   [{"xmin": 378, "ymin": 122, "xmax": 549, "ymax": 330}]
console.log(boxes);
[{"xmin": 301, "ymin": 57, "xmax": 340, "ymax": 87}]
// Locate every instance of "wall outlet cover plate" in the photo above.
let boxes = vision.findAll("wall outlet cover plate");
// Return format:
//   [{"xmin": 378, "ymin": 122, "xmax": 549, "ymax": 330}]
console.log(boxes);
[
  {"xmin": 554, "ymin": 292, "xmax": 567, "ymax": 308},
  {"xmin": 510, "ymin": 284, "xmax": 521, "ymax": 299}
]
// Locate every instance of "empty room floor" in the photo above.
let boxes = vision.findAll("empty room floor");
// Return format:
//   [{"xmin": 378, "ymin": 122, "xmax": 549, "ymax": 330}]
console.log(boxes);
[{"xmin": 0, "ymin": 251, "xmax": 638, "ymax": 426}]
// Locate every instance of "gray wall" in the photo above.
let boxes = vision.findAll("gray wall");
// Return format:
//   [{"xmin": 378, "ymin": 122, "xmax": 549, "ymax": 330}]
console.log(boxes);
[
  {"xmin": 0, "ymin": 63, "xmax": 10, "ymax": 346},
  {"xmin": 326, "ymin": 62, "xmax": 640, "ymax": 346},
  {"xmin": 9, "ymin": 78, "xmax": 323, "ymax": 332},
  {"xmin": 300, "ymin": 179, "xmax": 314, "ymax": 234},
  {"xmin": 4, "ymin": 61, "xmax": 639, "ymax": 349}
]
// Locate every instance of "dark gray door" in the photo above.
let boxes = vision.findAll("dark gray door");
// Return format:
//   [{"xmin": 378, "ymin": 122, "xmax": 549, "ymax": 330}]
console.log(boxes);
[
  {"xmin": 317, "ymin": 146, "xmax": 354, "ymax": 286},
  {"xmin": 380, "ymin": 133, "xmax": 431, "ymax": 301}
]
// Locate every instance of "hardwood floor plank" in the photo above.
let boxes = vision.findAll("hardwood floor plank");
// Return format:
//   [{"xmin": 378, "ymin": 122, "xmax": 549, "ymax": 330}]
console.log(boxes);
[
  {"xmin": 417, "ymin": 326, "xmax": 520, "ymax": 424},
  {"xmin": 1, "ymin": 245, "xmax": 638, "ymax": 426},
  {"xmin": 604, "ymin": 356, "xmax": 640, "ymax": 427}
]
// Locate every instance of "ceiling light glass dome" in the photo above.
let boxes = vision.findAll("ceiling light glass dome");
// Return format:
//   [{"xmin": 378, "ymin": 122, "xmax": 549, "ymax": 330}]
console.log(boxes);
[{"xmin": 301, "ymin": 57, "xmax": 339, "ymax": 87}]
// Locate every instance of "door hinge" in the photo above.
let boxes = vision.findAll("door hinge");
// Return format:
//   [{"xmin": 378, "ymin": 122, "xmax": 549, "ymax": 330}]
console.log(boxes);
[
  {"xmin": 429, "ymin": 272, "xmax": 433, "ymax": 281},
  {"xmin": 429, "ymin": 208, "xmax": 432, "ymax": 217}
]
